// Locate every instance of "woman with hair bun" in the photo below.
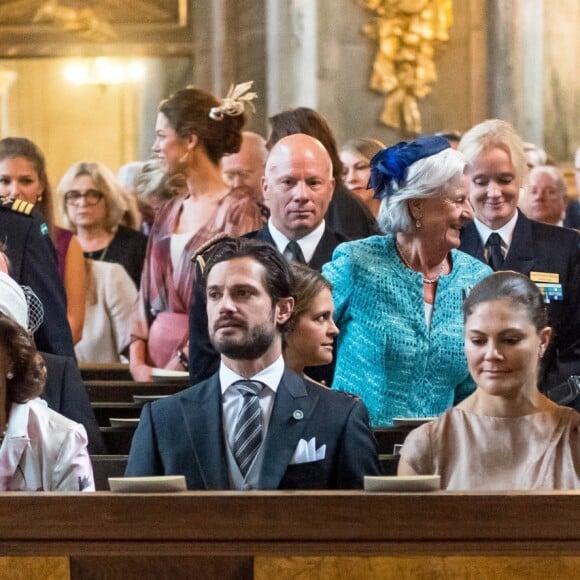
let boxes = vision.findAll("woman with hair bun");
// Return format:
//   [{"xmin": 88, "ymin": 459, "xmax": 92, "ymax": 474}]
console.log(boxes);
[
  {"xmin": 130, "ymin": 84, "xmax": 264, "ymax": 381},
  {"xmin": 399, "ymin": 271, "xmax": 579, "ymax": 490}
]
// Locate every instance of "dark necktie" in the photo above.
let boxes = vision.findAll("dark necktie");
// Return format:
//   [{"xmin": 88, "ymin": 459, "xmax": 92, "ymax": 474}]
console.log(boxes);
[
  {"xmin": 486, "ymin": 233, "xmax": 504, "ymax": 270},
  {"xmin": 284, "ymin": 240, "xmax": 306, "ymax": 264},
  {"xmin": 233, "ymin": 380, "xmax": 264, "ymax": 476}
]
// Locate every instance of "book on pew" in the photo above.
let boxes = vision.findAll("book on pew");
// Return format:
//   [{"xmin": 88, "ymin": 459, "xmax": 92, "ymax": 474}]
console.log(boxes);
[
  {"xmin": 364, "ymin": 475, "xmax": 441, "ymax": 492},
  {"xmin": 108, "ymin": 476, "xmax": 187, "ymax": 493},
  {"xmin": 392, "ymin": 417, "xmax": 437, "ymax": 427},
  {"xmin": 151, "ymin": 368, "xmax": 189, "ymax": 382}
]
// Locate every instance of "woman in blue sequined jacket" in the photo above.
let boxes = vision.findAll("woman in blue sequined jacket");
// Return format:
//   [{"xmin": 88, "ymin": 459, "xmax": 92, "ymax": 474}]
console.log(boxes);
[{"xmin": 323, "ymin": 137, "xmax": 492, "ymax": 427}]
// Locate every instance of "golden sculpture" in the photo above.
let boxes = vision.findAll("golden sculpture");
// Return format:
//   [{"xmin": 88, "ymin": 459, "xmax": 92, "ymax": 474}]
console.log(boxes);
[{"xmin": 360, "ymin": 0, "xmax": 453, "ymax": 134}]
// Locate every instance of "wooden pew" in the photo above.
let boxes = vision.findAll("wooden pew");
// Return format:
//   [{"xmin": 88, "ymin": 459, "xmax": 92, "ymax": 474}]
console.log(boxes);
[
  {"xmin": 91, "ymin": 455, "xmax": 128, "ymax": 491},
  {"xmin": 79, "ymin": 363, "xmax": 132, "ymax": 382},
  {"xmin": 85, "ymin": 380, "xmax": 188, "ymax": 403},
  {"xmin": 91, "ymin": 402, "xmax": 142, "ymax": 426},
  {"xmin": 0, "ymin": 493, "xmax": 578, "ymax": 579},
  {"xmin": 373, "ymin": 427, "xmax": 414, "ymax": 455},
  {"xmin": 100, "ymin": 427, "xmax": 136, "ymax": 455}
]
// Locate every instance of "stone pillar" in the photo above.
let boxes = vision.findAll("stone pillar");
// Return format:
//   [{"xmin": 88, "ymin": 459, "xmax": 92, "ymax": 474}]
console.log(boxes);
[
  {"xmin": 487, "ymin": 0, "xmax": 544, "ymax": 146},
  {"xmin": 0, "ymin": 67, "xmax": 17, "ymax": 137},
  {"xmin": 543, "ymin": 0, "xmax": 580, "ymax": 161}
]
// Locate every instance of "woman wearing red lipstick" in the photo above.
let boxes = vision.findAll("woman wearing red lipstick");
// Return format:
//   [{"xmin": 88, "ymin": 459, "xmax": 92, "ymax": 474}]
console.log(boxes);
[{"xmin": 398, "ymin": 271, "xmax": 579, "ymax": 490}]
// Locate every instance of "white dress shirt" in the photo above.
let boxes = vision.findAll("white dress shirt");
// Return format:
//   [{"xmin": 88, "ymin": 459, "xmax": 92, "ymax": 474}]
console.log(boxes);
[
  {"xmin": 473, "ymin": 211, "xmax": 519, "ymax": 261},
  {"xmin": 220, "ymin": 355, "xmax": 285, "ymax": 451},
  {"xmin": 268, "ymin": 219, "xmax": 326, "ymax": 264}
]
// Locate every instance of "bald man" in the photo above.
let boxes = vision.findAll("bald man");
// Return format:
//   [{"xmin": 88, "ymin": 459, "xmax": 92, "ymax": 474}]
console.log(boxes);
[
  {"xmin": 221, "ymin": 131, "xmax": 268, "ymax": 203},
  {"xmin": 189, "ymin": 134, "xmax": 348, "ymax": 384}
]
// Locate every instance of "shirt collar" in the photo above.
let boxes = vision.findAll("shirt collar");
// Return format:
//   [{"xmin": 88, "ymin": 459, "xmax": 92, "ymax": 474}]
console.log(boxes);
[
  {"xmin": 5, "ymin": 400, "xmax": 38, "ymax": 438},
  {"xmin": 473, "ymin": 210, "xmax": 519, "ymax": 247},
  {"xmin": 220, "ymin": 355, "xmax": 285, "ymax": 395},
  {"xmin": 267, "ymin": 219, "xmax": 326, "ymax": 264}
]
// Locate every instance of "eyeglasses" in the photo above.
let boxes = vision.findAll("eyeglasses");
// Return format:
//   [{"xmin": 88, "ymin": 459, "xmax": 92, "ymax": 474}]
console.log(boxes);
[{"xmin": 65, "ymin": 189, "xmax": 104, "ymax": 206}]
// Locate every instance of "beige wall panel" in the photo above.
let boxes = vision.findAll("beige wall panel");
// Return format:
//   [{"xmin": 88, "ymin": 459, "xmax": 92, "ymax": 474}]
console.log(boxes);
[
  {"xmin": 255, "ymin": 555, "xmax": 580, "ymax": 580},
  {"xmin": 0, "ymin": 556, "xmax": 69, "ymax": 580}
]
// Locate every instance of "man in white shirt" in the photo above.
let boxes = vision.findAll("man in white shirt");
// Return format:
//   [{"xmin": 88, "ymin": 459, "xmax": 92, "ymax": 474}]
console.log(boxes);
[
  {"xmin": 126, "ymin": 237, "xmax": 380, "ymax": 489},
  {"xmin": 189, "ymin": 134, "xmax": 348, "ymax": 384}
]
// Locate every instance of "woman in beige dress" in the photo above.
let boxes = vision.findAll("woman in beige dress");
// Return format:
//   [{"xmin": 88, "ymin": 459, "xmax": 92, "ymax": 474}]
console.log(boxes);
[{"xmin": 398, "ymin": 271, "xmax": 579, "ymax": 490}]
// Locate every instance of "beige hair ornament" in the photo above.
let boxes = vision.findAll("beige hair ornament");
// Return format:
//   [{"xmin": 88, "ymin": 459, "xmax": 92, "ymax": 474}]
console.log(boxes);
[{"xmin": 209, "ymin": 81, "xmax": 258, "ymax": 121}]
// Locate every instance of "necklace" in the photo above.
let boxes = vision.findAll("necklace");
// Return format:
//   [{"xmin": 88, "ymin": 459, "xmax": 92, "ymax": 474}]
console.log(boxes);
[
  {"xmin": 84, "ymin": 244, "xmax": 110, "ymax": 262},
  {"xmin": 395, "ymin": 240, "xmax": 446, "ymax": 284}
]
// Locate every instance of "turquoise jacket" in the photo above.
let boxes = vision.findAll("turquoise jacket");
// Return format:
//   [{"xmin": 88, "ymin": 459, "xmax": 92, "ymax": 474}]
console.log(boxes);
[{"xmin": 322, "ymin": 235, "xmax": 492, "ymax": 427}]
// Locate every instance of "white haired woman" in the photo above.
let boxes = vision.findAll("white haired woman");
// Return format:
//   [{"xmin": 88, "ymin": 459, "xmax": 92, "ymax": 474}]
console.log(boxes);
[{"xmin": 322, "ymin": 136, "xmax": 492, "ymax": 427}]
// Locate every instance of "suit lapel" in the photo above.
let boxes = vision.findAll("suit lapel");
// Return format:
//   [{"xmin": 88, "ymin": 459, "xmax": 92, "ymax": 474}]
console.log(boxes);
[
  {"xmin": 260, "ymin": 369, "xmax": 318, "ymax": 489},
  {"xmin": 179, "ymin": 376, "xmax": 229, "ymax": 489},
  {"xmin": 254, "ymin": 225, "xmax": 276, "ymax": 246},
  {"xmin": 503, "ymin": 212, "xmax": 535, "ymax": 275},
  {"xmin": 309, "ymin": 226, "xmax": 343, "ymax": 271},
  {"xmin": 459, "ymin": 221, "xmax": 485, "ymax": 262}
]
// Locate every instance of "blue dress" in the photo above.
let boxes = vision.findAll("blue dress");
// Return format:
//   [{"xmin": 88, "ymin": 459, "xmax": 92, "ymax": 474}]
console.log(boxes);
[{"xmin": 322, "ymin": 235, "xmax": 492, "ymax": 427}]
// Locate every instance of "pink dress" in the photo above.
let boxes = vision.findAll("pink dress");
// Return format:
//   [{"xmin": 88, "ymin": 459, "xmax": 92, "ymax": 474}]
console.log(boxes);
[
  {"xmin": 400, "ymin": 406, "xmax": 580, "ymax": 490},
  {"xmin": 131, "ymin": 188, "xmax": 263, "ymax": 369}
]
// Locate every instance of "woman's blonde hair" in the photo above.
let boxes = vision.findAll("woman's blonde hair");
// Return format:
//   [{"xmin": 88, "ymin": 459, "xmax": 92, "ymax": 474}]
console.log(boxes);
[{"xmin": 57, "ymin": 161, "xmax": 127, "ymax": 233}]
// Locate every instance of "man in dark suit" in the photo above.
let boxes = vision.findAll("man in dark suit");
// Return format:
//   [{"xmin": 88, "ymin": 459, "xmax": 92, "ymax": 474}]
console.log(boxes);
[
  {"xmin": 566, "ymin": 149, "xmax": 580, "ymax": 229},
  {"xmin": 0, "ymin": 199, "xmax": 75, "ymax": 357},
  {"xmin": 189, "ymin": 134, "xmax": 347, "ymax": 383},
  {"xmin": 126, "ymin": 238, "xmax": 380, "ymax": 489},
  {"xmin": 458, "ymin": 129, "xmax": 580, "ymax": 398}
]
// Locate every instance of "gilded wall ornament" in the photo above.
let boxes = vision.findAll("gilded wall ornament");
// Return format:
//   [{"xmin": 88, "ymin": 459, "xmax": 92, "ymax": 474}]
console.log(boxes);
[{"xmin": 359, "ymin": 0, "xmax": 453, "ymax": 134}]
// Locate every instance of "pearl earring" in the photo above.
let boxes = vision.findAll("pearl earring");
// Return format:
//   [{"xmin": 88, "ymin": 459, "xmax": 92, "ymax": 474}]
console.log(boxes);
[
  {"xmin": 415, "ymin": 219, "xmax": 422, "ymax": 229},
  {"xmin": 6, "ymin": 371, "xmax": 13, "ymax": 380}
]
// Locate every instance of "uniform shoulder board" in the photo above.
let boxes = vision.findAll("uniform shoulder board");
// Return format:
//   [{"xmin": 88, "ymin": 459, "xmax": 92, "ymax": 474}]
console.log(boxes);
[
  {"xmin": 191, "ymin": 232, "xmax": 231, "ymax": 272},
  {"xmin": 339, "ymin": 390, "xmax": 362, "ymax": 402},
  {"xmin": 3, "ymin": 197, "xmax": 35, "ymax": 216}
]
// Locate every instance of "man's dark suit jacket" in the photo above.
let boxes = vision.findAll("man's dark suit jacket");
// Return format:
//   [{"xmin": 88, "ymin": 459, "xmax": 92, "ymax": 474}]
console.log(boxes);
[
  {"xmin": 459, "ymin": 211, "xmax": 580, "ymax": 393},
  {"xmin": 125, "ymin": 367, "xmax": 381, "ymax": 489},
  {"xmin": 0, "ymin": 205, "xmax": 75, "ymax": 358},
  {"xmin": 41, "ymin": 353, "xmax": 106, "ymax": 454},
  {"xmin": 564, "ymin": 200, "xmax": 580, "ymax": 230},
  {"xmin": 326, "ymin": 182, "xmax": 381, "ymax": 241},
  {"xmin": 188, "ymin": 224, "xmax": 348, "ymax": 384}
]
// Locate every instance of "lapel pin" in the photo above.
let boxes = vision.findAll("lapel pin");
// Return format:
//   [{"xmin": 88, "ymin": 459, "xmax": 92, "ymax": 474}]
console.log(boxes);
[{"xmin": 293, "ymin": 409, "xmax": 304, "ymax": 421}]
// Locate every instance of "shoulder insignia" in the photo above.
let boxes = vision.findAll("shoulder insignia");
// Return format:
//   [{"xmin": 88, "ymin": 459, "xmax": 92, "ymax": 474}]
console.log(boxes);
[
  {"xmin": 190, "ymin": 232, "xmax": 231, "ymax": 271},
  {"xmin": 340, "ymin": 390, "xmax": 362, "ymax": 402},
  {"xmin": 10, "ymin": 198, "xmax": 35, "ymax": 216}
]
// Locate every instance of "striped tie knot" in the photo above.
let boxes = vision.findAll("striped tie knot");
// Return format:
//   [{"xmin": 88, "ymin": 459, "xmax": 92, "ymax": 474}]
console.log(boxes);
[
  {"xmin": 232, "ymin": 380, "xmax": 265, "ymax": 476},
  {"xmin": 236, "ymin": 380, "xmax": 264, "ymax": 398}
]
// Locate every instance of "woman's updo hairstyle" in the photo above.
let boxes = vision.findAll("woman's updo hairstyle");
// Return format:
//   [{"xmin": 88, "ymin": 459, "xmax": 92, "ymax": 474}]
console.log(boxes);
[
  {"xmin": 463, "ymin": 271, "xmax": 549, "ymax": 333},
  {"xmin": 159, "ymin": 88, "xmax": 246, "ymax": 165},
  {"xmin": 0, "ymin": 314, "xmax": 46, "ymax": 403}
]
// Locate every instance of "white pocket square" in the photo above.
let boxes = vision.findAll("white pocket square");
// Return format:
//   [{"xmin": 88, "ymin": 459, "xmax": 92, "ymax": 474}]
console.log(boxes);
[{"xmin": 290, "ymin": 437, "xmax": 326, "ymax": 464}]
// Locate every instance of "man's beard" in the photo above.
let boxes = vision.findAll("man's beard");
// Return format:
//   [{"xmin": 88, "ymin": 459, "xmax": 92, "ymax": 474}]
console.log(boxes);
[{"xmin": 210, "ymin": 321, "xmax": 276, "ymax": 360}]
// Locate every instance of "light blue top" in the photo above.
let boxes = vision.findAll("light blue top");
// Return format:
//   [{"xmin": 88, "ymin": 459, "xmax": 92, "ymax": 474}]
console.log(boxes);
[{"xmin": 322, "ymin": 235, "xmax": 492, "ymax": 427}]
